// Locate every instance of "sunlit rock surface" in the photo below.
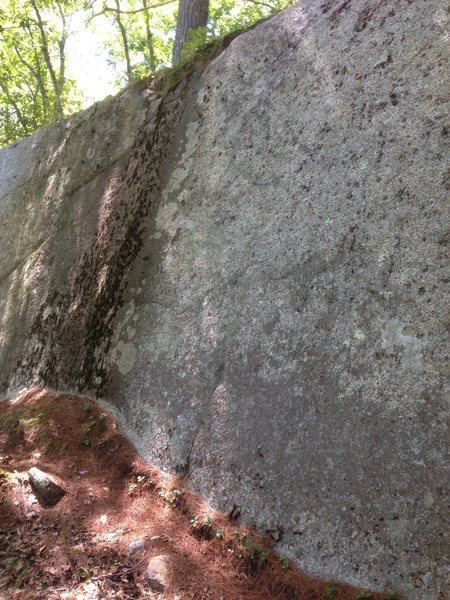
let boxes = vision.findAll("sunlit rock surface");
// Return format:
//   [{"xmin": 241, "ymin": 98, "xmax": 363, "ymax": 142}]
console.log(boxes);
[{"xmin": 1, "ymin": 1, "xmax": 449, "ymax": 597}]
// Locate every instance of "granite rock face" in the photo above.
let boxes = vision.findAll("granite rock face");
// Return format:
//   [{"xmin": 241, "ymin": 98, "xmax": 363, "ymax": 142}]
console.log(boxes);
[{"xmin": 0, "ymin": 1, "xmax": 449, "ymax": 597}]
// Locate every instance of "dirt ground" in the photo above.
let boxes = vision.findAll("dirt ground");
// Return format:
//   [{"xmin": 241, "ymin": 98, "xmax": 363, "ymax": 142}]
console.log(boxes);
[{"xmin": 0, "ymin": 388, "xmax": 401, "ymax": 600}]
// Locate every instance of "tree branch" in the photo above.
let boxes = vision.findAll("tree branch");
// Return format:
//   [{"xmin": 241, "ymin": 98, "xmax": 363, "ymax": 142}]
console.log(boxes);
[
  {"xmin": 29, "ymin": 0, "xmax": 63, "ymax": 118},
  {"xmin": 13, "ymin": 45, "xmax": 38, "ymax": 79},
  {"xmin": 56, "ymin": 3, "xmax": 68, "ymax": 103},
  {"xmin": 0, "ymin": 79, "xmax": 30, "ymax": 133},
  {"xmin": 143, "ymin": 0, "xmax": 156, "ymax": 72},
  {"xmin": 113, "ymin": 0, "xmax": 133, "ymax": 82},
  {"xmin": 245, "ymin": 0, "xmax": 276, "ymax": 10},
  {"xmin": 89, "ymin": 0, "xmax": 175, "ymax": 20}
]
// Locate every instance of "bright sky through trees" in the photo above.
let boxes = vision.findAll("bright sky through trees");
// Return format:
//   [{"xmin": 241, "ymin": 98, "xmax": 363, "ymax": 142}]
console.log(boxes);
[
  {"xmin": 66, "ymin": 10, "xmax": 117, "ymax": 104},
  {"xmin": 0, "ymin": 0, "xmax": 291, "ymax": 146}
]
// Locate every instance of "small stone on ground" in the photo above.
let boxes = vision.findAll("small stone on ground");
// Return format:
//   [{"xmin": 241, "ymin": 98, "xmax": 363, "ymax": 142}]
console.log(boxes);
[
  {"xmin": 146, "ymin": 554, "xmax": 170, "ymax": 592},
  {"xmin": 128, "ymin": 536, "xmax": 147, "ymax": 554},
  {"xmin": 28, "ymin": 467, "xmax": 66, "ymax": 508}
]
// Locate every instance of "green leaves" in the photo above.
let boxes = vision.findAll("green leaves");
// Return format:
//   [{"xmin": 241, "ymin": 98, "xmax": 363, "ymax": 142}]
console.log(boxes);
[
  {"xmin": 0, "ymin": 0, "xmax": 82, "ymax": 146},
  {"xmin": 180, "ymin": 25, "xmax": 208, "ymax": 60},
  {"xmin": 0, "ymin": 0, "xmax": 293, "ymax": 147}
]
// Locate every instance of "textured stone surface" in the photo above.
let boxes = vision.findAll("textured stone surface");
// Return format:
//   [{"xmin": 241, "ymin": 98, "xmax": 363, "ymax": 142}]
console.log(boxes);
[
  {"xmin": 145, "ymin": 555, "xmax": 169, "ymax": 592},
  {"xmin": 128, "ymin": 536, "xmax": 148, "ymax": 555},
  {"xmin": 0, "ymin": 1, "xmax": 449, "ymax": 598},
  {"xmin": 28, "ymin": 467, "xmax": 66, "ymax": 508}
]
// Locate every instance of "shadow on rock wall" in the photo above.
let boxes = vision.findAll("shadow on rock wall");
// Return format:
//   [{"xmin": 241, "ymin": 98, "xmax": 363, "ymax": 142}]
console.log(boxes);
[{"xmin": 0, "ymin": 1, "xmax": 449, "ymax": 599}]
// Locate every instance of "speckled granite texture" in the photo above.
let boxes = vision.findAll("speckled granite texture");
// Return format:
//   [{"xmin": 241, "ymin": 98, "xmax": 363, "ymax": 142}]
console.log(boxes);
[{"xmin": 1, "ymin": 1, "xmax": 449, "ymax": 597}]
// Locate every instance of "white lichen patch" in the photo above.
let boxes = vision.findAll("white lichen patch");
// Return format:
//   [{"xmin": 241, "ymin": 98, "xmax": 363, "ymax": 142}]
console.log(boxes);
[
  {"xmin": 155, "ymin": 201, "xmax": 178, "ymax": 237},
  {"xmin": 105, "ymin": 301, "xmax": 139, "ymax": 375},
  {"xmin": 115, "ymin": 340, "xmax": 137, "ymax": 375},
  {"xmin": 423, "ymin": 491, "xmax": 434, "ymax": 508},
  {"xmin": 381, "ymin": 318, "xmax": 425, "ymax": 371},
  {"xmin": 160, "ymin": 120, "xmax": 200, "ymax": 213}
]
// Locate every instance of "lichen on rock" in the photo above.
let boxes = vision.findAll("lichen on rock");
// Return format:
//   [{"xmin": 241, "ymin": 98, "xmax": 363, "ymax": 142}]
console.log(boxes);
[{"xmin": 0, "ymin": 1, "xmax": 449, "ymax": 598}]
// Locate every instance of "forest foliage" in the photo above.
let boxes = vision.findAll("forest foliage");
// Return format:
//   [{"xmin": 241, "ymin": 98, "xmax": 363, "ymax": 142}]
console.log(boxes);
[{"xmin": 0, "ymin": 0, "xmax": 292, "ymax": 147}]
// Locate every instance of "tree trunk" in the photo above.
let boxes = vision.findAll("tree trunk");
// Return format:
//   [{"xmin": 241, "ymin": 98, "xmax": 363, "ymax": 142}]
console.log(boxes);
[
  {"xmin": 29, "ymin": 0, "xmax": 64, "ymax": 119},
  {"xmin": 143, "ymin": 0, "xmax": 156, "ymax": 72},
  {"xmin": 114, "ymin": 0, "xmax": 133, "ymax": 83},
  {"xmin": 0, "ymin": 79, "xmax": 30, "ymax": 133},
  {"xmin": 172, "ymin": 0, "xmax": 209, "ymax": 65}
]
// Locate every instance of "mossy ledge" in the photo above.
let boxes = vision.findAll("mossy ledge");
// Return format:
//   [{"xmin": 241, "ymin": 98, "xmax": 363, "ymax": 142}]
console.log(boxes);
[{"xmin": 154, "ymin": 17, "xmax": 272, "ymax": 96}]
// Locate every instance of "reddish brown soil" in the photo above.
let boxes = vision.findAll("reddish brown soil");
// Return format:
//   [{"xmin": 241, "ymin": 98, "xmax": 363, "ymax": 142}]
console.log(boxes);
[{"xmin": 0, "ymin": 388, "xmax": 401, "ymax": 600}]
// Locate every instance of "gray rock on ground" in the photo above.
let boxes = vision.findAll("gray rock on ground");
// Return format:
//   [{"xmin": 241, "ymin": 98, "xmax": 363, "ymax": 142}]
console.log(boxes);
[
  {"xmin": 128, "ymin": 536, "xmax": 148, "ymax": 555},
  {"xmin": 145, "ymin": 555, "xmax": 170, "ymax": 593},
  {"xmin": 28, "ymin": 467, "xmax": 66, "ymax": 508}
]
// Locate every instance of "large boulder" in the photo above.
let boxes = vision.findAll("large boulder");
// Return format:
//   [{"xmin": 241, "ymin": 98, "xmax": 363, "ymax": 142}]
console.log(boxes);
[{"xmin": 0, "ymin": 1, "xmax": 448, "ymax": 597}]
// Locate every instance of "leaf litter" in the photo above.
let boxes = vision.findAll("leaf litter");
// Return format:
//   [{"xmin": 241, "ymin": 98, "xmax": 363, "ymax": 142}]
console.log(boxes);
[{"xmin": 0, "ymin": 387, "xmax": 397, "ymax": 600}]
